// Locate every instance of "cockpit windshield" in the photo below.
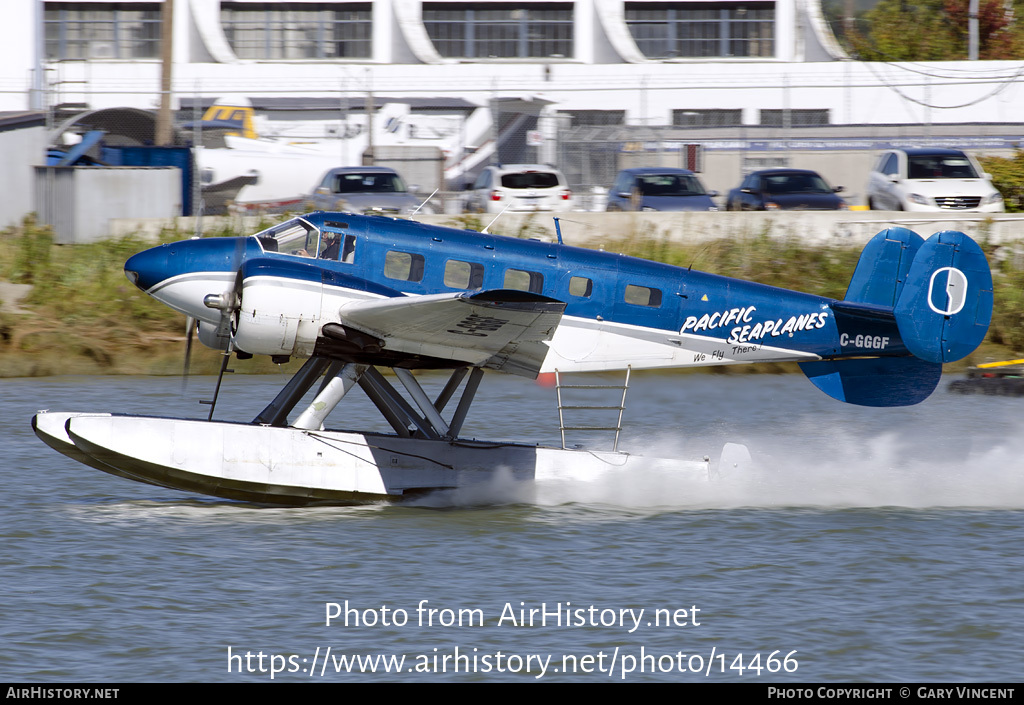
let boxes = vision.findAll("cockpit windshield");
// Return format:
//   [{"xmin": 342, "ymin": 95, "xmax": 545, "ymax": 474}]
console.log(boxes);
[
  {"xmin": 255, "ymin": 218, "xmax": 321, "ymax": 257},
  {"xmin": 253, "ymin": 217, "xmax": 355, "ymax": 262}
]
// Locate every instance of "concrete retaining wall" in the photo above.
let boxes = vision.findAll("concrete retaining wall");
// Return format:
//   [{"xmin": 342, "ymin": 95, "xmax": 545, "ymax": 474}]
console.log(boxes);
[{"xmin": 109, "ymin": 210, "xmax": 1024, "ymax": 248}]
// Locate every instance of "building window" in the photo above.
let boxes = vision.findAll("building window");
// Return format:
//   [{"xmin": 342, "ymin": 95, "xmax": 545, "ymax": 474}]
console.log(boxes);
[
  {"xmin": 44, "ymin": 3, "xmax": 162, "ymax": 60},
  {"xmin": 220, "ymin": 2, "xmax": 372, "ymax": 60},
  {"xmin": 571, "ymin": 111, "xmax": 626, "ymax": 127},
  {"xmin": 673, "ymin": 109, "xmax": 743, "ymax": 127},
  {"xmin": 759, "ymin": 109, "xmax": 830, "ymax": 127},
  {"xmin": 625, "ymin": 3, "xmax": 774, "ymax": 59},
  {"xmin": 423, "ymin": 3, "xmax": 573, "ymax": 59}
]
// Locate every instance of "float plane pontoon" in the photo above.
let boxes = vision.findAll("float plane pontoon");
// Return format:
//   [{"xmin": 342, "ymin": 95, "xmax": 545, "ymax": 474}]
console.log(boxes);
[{"xmin": 33, "ymin": 213, "xmax": 993, "ymax": 505}]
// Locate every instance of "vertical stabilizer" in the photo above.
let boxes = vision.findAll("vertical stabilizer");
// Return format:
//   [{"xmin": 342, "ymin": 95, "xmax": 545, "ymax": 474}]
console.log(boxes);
[
  {"xmin": 893, "ymin": 230, "xmax": 993, "ymax": 363},
  {"xmin": 844, "ymin": 227, "xmax": 923, "ymax": 306}
]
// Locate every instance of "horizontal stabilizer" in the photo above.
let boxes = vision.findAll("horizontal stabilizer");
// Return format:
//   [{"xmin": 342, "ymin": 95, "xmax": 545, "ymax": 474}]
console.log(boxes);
[
  {"xmin": 799, "ymin": 357, "xmax": 942, "ymax": 407},
  {"xmin": 893, "ymin": 231, "xmax": 993, "ymax": 363}
]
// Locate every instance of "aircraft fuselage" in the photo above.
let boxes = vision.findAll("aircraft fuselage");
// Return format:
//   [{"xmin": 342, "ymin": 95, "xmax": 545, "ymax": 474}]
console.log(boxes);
[{"xmin": 124, "ymin": 211, "xmax": 909, "ymax": 373}]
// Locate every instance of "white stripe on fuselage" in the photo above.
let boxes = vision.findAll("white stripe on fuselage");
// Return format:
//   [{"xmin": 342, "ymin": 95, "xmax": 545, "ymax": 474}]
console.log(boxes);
[
  {"xmin": 540, "ymin": 315, "xmax": 819, "ymax": 373},
  {"xmin": 147, "ymin": 271, "xmax": 237, "ymax": 323},
  {"xmin": 157, "ymin": 269, "xmax": 819, "ymax": 369}
]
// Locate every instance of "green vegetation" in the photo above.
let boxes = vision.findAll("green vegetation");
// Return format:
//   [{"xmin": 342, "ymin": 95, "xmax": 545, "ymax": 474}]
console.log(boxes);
[
  {"xmin": 979, "ymin": 151, "xmax": 1024, "ymax": 213},
  {"xmin": 0, "ymin": 215, "xmax": 294, "ymax": 377},
  {"xmin": 0, "ymin": 216, "xmax": 1020, "ymax": 378},
  {"xmin": 825, "ymin": 0, "xmax": 1024, "ymax": 61}
]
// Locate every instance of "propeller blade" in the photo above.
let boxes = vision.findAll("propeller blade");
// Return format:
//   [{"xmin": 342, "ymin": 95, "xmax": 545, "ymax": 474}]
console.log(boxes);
[{"xmin": 182, "ymin": 316, "xmax": 196, "ymax": 390}]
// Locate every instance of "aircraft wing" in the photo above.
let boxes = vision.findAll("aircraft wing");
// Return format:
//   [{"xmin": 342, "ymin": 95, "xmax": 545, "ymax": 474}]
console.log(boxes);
[{"xmin": 330, "ymin": 290, "xmax": 566, "ymax": 377}]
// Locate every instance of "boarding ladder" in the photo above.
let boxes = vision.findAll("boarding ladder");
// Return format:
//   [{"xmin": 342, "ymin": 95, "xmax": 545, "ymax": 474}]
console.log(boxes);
[{"xmin": 554, "ymin": 367, "xmax": 631, "ymax": 451}]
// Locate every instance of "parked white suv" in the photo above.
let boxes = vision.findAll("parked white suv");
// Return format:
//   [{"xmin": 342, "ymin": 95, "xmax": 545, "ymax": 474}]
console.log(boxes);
[
  {"xmin": 866, "ymin": 148, "xmax": 1004, "ymax": 212},
  {"xmin": 464, "ymin": 164, "xmax": 573, "ymax": 214}
]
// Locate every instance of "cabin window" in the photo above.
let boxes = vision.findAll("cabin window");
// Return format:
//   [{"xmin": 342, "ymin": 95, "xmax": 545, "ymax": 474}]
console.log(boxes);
[
  {"xmin": 624, "ymin": 284, "xmax": 662, "ymax": 307},
  {"xmin": 504, "ymin": 268, "xmax": 544, "ymax": 294},
  {"xmin": 444, "ymin": 260, "xmax": 484, "ymax": 290},
  {"xmin": 569, "ymin": 276, "xmax": 593, "ymax": 298},
  {"xmin": 384, "ymin": 251, "xmax": 425, "ymax": 283},
  {"xmin": 320, "ymin": 232, "xmax": 356, "ymax": 262},
  {"xmin": 340, "ymin": 235, "xmax": 356, "ymax": 263}
]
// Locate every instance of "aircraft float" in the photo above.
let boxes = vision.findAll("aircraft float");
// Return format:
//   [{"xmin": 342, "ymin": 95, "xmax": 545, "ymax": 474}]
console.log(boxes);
[{"xmin": 33, "ymin": 212, "xmax": 993, "ymax": 505}]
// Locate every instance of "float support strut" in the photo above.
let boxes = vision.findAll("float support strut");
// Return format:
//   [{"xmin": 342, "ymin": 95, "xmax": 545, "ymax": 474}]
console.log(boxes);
[
  {"xmin": 253, "ymin": 357, "xmax": 331, "ymax": 427},
  {"xmin": 292, "ymin": 363, "xmax": 368, "ymax": 430}
]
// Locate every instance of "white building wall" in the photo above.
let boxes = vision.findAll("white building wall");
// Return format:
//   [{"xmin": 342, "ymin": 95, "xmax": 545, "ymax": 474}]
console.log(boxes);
[
  {"xmin": 2, "ymin": 2, "xmax": 41, "ymax": 111},
  {"xmin": 0, "ymin": 119, "xmax": 47, "ymax": 228},
  {"xmin": 2, "ymin": 0, "xmax": 1021, "ymax": 128}
]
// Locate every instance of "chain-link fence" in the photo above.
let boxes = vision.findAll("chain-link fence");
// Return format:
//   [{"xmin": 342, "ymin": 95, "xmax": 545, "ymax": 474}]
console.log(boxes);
[{"xmin": 37, "ymin": 73, "xmax": 1023, "ymax": 216}]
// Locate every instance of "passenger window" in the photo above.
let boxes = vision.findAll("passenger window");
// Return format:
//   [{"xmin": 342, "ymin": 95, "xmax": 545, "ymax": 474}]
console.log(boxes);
[
  {"xmin": 444, "ymin": 260, "xmax": 485, "ymax": 290},
  {"xmin": 384, "ymin": 251, "xmax": 425, "ymax": 282},
  {"xmin": 624, "ymin": 284, "xmax": 662, "ymax": 307},
  {"xmin": 569, "ymin": 276, "xmax": 593, "ymax": 298},
  {"xmin": 504, "ymin": 268, "xmax": 543, "ymax": 293}
]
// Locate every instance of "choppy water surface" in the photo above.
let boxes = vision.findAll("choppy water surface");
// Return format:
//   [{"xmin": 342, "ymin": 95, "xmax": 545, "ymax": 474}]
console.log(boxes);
[{"xmin": 2, "ymin": 371, "xmax": 1022, "ymax": 682}]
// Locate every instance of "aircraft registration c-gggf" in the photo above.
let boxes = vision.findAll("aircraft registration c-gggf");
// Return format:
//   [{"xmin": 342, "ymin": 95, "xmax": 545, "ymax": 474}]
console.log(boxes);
[{"xmin": 33, "ymin": 212, "xmax": 993, "ymax": 505}]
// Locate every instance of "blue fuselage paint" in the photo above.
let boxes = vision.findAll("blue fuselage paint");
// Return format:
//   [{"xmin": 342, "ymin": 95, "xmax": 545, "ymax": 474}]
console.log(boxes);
[{"xmin": 125, "ymin": 211, "xmax": 911, "ymax": 362}]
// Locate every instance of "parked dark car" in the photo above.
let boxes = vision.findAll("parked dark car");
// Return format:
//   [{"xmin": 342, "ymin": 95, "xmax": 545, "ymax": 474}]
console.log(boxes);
[
  {"xmin": 606, "ymin": 167, "xmax": 718, "ymax": 211},
  {"xmin": 726, "ymin": 169, "xmax": 847, "ymax": 211},
  {"xmin": 308, "ymin": 166, "xmax": 433, "ymax": 215}
]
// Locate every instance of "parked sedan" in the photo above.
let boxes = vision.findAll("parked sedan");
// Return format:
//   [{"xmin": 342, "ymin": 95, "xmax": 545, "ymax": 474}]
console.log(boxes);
[
  {"xmin": 865, "ymin": 148, "xmax": 1004, "ymax": 212},
  {"xmin": 464, "ymin": 164, "xmax": 573, "ymax": 213},
  {"xmin": 726, "ymin": 169, "xmax": 847, "ymax": 211},
  {"xmin": 605, "ymin": 167, "xmax": 718, "ymax": 211},
  {"xmin": 308, "ymin": 166, "xmax": 433, "ymax": 215}
]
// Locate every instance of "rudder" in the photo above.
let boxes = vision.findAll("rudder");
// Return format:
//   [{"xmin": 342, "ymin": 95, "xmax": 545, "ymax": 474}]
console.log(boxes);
[
  {"xmin": 844, "ymin": 226, "xmax": 924, "ymax": 306},
  {"xmin": 893, "ymin": 230, "xmax": 993, "ymax": 363}
]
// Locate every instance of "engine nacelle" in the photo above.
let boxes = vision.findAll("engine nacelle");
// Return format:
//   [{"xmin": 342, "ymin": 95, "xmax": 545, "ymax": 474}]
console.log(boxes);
[
  {"xmin": 230, "ymin": 273, "xmax": 322, "ymax": 357},
  {"xmin": 197, "ymin": 321, "xmax": 230, "ymax": 351}
]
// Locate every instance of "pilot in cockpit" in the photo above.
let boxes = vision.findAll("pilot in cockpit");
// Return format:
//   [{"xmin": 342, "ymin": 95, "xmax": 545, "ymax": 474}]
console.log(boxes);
[{"xmin": 319, "ymin": 231, "xmax": 341, "ymax": 260}]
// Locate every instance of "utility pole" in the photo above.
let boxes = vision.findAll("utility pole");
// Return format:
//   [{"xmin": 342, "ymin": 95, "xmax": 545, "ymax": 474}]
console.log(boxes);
[
  {"xmin": 155, "ymin": 0, "xmax": 175, "ymax": 145},
  {"xmin": 968, "ymin": 0, "xmax": 979, "ymax": 60}
]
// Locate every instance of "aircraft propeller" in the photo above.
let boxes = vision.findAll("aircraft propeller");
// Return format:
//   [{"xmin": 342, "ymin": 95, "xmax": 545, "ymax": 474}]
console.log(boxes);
[
  {"xmin": 199, "ymin": 270, "xmax": 244, "ymax": 419},
  {"xmin": 182, "ymin": 315, "xmax": 196, "ymax": 386}
]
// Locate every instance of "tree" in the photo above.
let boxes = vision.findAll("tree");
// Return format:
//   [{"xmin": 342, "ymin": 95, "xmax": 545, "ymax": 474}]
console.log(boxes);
[
  {"xmin": 846, "ymin": 0, "xmax": 1024, "ymax": 61},
  {"xmin": 979, "ymin": 150, "xmax": 1024, "ymax": 212}
]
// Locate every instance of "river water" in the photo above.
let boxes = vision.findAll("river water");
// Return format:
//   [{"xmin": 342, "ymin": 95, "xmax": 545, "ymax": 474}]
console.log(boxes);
[{"xmin": 2, "ymin": 371, "xmax": 1022, "ymax": 682}]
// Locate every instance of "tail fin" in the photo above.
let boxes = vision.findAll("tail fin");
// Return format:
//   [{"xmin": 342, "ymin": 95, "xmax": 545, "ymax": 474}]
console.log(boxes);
[
  {"xmin": 844, "ymin": 226, "xmax": 923, "ymax": 306},
  {"xmin": 893, "ymin": 230, "xmax": 993, "ymax": 363},
  {"xmin": 800, "ymin": 229, "xmax": 992, "ymax": 407}
]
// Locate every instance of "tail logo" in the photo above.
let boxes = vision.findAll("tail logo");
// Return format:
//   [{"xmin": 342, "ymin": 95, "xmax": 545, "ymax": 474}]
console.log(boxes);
[{"xmin": 927, "ymin": 267, "xmax": 968, "ymax": 316}]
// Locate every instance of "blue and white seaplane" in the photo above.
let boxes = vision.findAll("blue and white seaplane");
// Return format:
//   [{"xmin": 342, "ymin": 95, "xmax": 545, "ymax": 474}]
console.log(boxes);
[{"xmin": 33, "ymin": 211, "xmax": 992, "ymax": 505}]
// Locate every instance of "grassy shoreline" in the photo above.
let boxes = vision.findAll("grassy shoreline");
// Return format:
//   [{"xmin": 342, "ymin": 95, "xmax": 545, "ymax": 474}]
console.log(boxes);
[{"xmin": 1, "ymin": 216, "xmax": 1020, "ymax": 378}]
